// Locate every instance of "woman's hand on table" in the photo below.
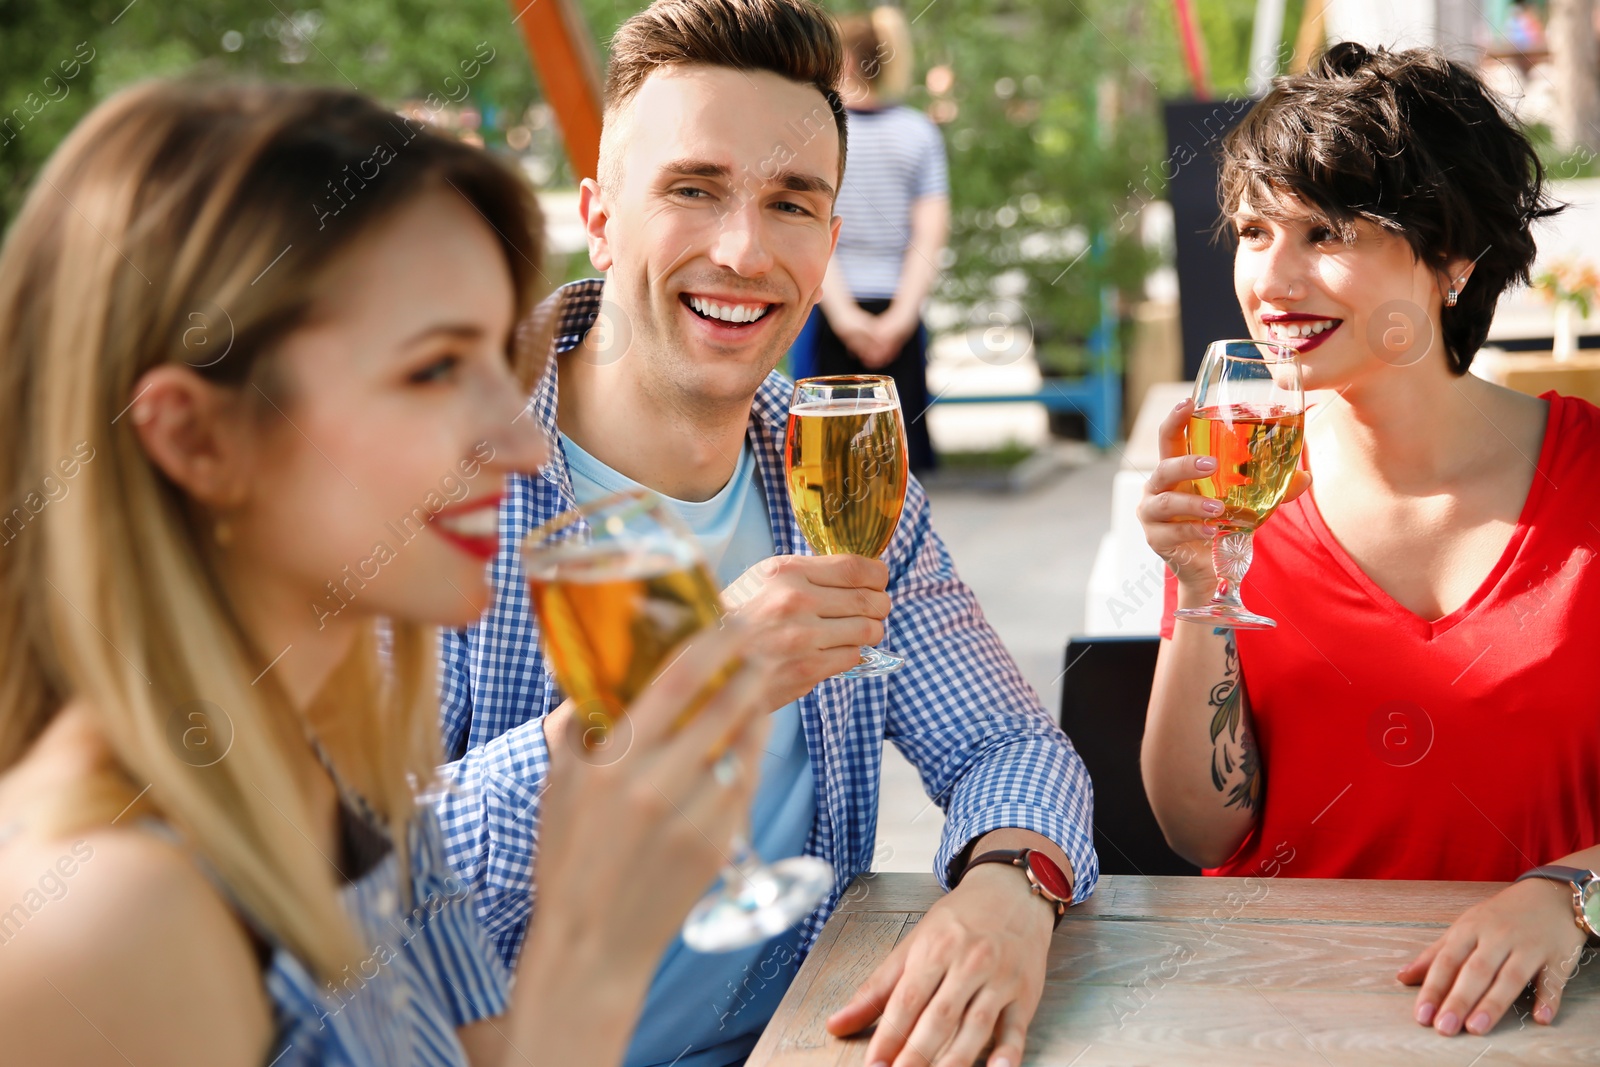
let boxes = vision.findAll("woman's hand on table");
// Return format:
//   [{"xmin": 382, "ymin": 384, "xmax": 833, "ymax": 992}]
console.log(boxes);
[{"xmin": 1399, "ymin": 877, "xmax": 1588, "ymax": 1036}]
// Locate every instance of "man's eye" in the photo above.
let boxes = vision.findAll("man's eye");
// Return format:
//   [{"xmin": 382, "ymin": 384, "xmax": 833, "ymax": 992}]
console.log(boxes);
[
  {"xmin": 775, "ymin": 201, "xmax": 812, "ymax": 216},
  {"xmin": 675, "ymin": 187, "xmax": 711, "ymax": 200},
  {"xmin": 409, "ymin": 354, "xmax": 460, "ymax": 384}
]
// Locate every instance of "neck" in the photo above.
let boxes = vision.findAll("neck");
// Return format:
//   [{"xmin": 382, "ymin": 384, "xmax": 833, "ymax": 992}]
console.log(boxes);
[
  {"xmin": 222, "ymin": 558, "xmax": 360, "ymax": 712},
  {"xmin": 1309, "ymin": 359, "xmax": 1507, "ymax": 490},
  {"xmin": 845, "ymin": 79, "xmax": 881, "ymax": 110},
  {"xmin": 557, "ymin": 294, "xmax": 753, "ymax": 503}
]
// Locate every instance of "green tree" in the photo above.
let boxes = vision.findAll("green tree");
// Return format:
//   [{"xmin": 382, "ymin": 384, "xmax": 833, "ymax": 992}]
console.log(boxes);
[{"xmin": 0, "ymin": 0, "xmax": 643, "ymax": 229}]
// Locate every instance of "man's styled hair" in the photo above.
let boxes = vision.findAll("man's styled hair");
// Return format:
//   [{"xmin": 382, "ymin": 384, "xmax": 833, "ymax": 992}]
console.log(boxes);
[
  {"xmin": 599, "ymin": 0, "xmax": 848, "ymax": 187},
  {"xmin": 1220, "ymin": 41, "xmax": 1561, "ymax": 375}
]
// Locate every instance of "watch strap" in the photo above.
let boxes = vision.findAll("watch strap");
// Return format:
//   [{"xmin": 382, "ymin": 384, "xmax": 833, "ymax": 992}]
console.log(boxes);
[{"xmin": 961, "ymin": 848, "xmax": 1071, "ymax": 930}]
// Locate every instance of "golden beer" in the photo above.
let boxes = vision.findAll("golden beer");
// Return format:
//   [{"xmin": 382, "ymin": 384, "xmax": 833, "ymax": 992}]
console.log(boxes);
[
  {"xmin": 528, "ymin": 548, "xmax": 722, "ymax": 746},
  {"xmin": 1188, "ymin": 405, "xmax": 1304, "ymax": 532},
  {"xmin": 785, "ymin": 399, "xmax": 909, "ymax": 557}
]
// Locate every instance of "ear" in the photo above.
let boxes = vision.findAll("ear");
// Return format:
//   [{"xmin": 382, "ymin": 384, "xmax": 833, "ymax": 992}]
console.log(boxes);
[
  {"xmin": 814, "ymin": 214, "xmax": 844, "ymax": 309},
  {"xmin": 127, "ymin": 364, "xmax": 254, "ymax": 508},
  {"xmin": 578, "ymin": 177, "xmax": 613, "ymax": 273},
  {"xmin": 1440, "ymin": 254, "xmax": 1478, "ymax": 300}
]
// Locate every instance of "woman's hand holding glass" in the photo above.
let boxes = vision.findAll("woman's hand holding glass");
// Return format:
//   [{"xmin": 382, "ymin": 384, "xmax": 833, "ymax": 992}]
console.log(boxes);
[
  {"xmin": 532, "ymin": 622, "xmax": 774, "ymax": 970},
  {"xmin": 1139, "ymin": 339, "xmax": 1312, "ymax": 624},
  {"xmin": 1138, "ymin": 397, "xmax": 1313, "ymax": 597}
]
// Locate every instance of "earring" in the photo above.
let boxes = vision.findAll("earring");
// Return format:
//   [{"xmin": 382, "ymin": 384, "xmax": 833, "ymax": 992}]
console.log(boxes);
[{"xmin": 1446, "ymin": 277, "xmax": 1465, "ymax": 307}]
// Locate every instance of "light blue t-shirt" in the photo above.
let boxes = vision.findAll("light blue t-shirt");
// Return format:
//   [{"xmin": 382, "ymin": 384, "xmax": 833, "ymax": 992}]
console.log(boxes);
[{"xmin": 560, "ymin": 433, "xmax": 816, "ymax": 1067}]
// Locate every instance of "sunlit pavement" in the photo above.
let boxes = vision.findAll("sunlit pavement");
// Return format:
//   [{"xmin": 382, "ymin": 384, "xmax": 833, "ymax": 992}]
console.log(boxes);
[{"xmin": 872, "ymin": 449, "xmax": 1119, "ymax": 873}]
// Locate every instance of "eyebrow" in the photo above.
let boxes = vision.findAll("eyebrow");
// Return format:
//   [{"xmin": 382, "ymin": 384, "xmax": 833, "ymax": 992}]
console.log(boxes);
[
  {"xmin": 661, "ymin": 158, "xmax": 835, "ymax": 201},
  {"xmin": 401, "ymin": 323, "xmax": 487, "ymax": 348}
]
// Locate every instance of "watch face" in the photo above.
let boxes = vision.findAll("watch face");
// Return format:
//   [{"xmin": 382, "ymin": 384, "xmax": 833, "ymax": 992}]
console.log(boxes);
[
  {"xmin": 1582, "ymin": 883, "xmax": 1600, "ymax": 935},
  {"xmin": 1025, "ymin": 851, "xmax": 1072, "ymax": 902}
]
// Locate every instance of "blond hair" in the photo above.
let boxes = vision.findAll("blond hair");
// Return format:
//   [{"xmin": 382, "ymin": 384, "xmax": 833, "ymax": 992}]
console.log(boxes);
[
  {"xmin": 839, "ymin": 7, "xmax": 914, "ymax": 104},
  {"xmin": 0, "ymin": 80, "xmax": 545, "ymax": 980}
]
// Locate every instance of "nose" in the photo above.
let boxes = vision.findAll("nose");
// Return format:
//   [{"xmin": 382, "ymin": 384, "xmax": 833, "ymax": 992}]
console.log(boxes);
[
  {"xmin": 476, "ymin": 372, "xmax": 552, "ymax": 478},
  {"xmin": 707, "ymin": 194, "xmax": 774, "ymax": 278},
  {"xmin": 1246, "ymin": 234, "xmax": 1309, "ymax": 308}
]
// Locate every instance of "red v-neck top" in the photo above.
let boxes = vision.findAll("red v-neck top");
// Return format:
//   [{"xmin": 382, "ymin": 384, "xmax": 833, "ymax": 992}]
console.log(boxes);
[{"xmin": 1161, "ymin": 392, "xmax": 1600, "ymax": 880}]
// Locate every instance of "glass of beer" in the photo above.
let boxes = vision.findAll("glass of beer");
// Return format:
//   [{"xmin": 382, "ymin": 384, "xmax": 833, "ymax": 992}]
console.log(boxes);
[
  {"xmin": 1173, "ymin": 339, "xmax": 1304, "ymax": 630},
  {"xmin": 784, "ymin": 375, "xmax": 909, "ymax": 677},
  {"xmin": 522, "ymin": 488, "xmax": 833, "ymax": 952}
]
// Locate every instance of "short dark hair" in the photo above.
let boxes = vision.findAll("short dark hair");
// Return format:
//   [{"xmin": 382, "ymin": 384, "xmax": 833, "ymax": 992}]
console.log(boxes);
[
  {"xmin": 602, "ymin": 0, "xmax": 847, "ymax": 180},
  {"xmin": 1220, "ymin": 41, "xmax": 1561, "ymax": 374}
]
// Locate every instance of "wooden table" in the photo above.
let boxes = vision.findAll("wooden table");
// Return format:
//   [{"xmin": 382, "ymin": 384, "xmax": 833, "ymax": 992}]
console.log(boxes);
[{"xmin": 748, "ymin": 874, "xmax": 1600, "ymax": 1066}]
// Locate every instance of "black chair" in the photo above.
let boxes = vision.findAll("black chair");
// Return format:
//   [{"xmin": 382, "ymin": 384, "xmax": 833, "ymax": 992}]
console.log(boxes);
[{"xmin": 1059, "ymin": 635, "xmax": 1200, "ymax": 877}]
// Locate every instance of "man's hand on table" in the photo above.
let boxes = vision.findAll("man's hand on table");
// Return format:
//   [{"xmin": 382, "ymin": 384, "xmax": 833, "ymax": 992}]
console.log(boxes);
[
  {"xmin": 1399, "ymin": 877, "xmax": 1588, "ymax": 1036},
  {"xmin": 826, "ymin": 832, "xmax": 1068, "ymax": 1067},
  {"xmin": 721, "ymin": 554, "xmax": 890, "ymax": 713}
]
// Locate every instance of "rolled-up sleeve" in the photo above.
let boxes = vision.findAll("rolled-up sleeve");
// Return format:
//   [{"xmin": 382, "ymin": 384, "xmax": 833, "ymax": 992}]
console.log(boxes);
[
  {"xmin": 882, "ymin": 479, "xmax": 1099, "ymax": 903},
  {"xmin": 430, "ymin": 716, "xmax": 549, "ymax": 969}
]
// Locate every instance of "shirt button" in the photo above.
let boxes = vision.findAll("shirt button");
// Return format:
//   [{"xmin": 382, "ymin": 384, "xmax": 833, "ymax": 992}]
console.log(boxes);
[{"xmin": 375, "ymin": 889, "xmax": 397, "ymax": 915}]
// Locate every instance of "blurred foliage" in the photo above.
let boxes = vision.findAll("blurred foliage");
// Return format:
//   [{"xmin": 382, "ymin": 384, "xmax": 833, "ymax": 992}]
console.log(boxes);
[
  {"xmin": 0, "ymin": 0, "xmax": 636, "ymax": 227},
  {"xmin": 830, "ymin": 0, "xmax": 1289, "ymax": 373},
  {"xmin": 3, "ymin": 0, "xmax": 1299, "ymax": 361}
]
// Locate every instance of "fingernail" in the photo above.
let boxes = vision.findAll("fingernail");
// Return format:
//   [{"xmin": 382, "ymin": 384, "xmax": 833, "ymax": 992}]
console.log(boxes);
[
  {"xmin": 1203, "ymin": 500, "xmax": 1224, "ymax": 514},
  {"xmin": 1466, "ymin": 1011, "xmax": 1490, "ymax": 1035},
  {"xmin": 1195, "ymin": 456, "xmax": 1218, "ymax": 472},
  {"xmin": 1173, "ymin": 399, "xmax": 1190, "ymax": 412},
  {"xmin": 992, "ymin": 1059, "xmax": 1013, "ymax": 1067},
  {"xmin": 1436, "ymin": 1009, "xmax": 1460, "ymax": 1035},
  {"xmin": 1535, "ymin": 1003, "xmax": 1553, "ymax": 1024},
  {"xmin": 1415, "ymin": 1002, "xmax": 1435, "ymax": 1025}
]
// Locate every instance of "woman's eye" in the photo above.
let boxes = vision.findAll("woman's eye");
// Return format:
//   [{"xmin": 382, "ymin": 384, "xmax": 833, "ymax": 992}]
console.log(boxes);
[
  {"xmin": 1308, "ymin": 225, "xmax": 1336, "ymax": 243},
  {"xmin": 1236, "ymin": 225, "xmax": 1264, "ymax": 241},
  {"xmin": 409, "ymin": 354, "xmax": 460, "ymax": 384}
]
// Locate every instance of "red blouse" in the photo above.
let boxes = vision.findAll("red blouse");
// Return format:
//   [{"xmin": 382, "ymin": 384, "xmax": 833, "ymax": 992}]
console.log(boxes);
[{"xmin": 1160, "ymin": 392, "xmax": 1600, "ymax": 880}]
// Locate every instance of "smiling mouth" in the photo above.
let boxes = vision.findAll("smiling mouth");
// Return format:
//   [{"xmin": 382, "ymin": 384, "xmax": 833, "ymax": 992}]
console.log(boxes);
[
  {"xmin": 1264, "ymin": 318, "xmax": 1341, "ymax": 342},
  {"xmin": 681, "ymin": 293, "xmax": 775, "ymax": 327}
]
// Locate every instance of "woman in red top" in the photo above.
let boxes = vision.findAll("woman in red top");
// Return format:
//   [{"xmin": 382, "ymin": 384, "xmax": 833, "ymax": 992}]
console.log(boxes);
[{"xmin": 1139, "ymin": 42, "xmax": 1600, "ymax": 1040}]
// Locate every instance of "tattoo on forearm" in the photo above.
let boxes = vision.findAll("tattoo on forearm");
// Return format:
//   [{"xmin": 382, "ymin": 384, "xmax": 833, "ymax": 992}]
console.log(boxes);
[{"xmin": 1207, "ymin": 631, "xmax": 1261, "ymax": 811}]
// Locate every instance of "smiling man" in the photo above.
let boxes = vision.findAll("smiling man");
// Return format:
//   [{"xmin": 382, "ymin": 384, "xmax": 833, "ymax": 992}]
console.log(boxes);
[{"xmin": 434, "ymin": 2, "xmax": 1097, "ymax": 1066}]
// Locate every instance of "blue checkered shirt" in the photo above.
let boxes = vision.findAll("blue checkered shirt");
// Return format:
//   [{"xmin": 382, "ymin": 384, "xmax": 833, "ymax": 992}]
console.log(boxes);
[{"xmin": 433, "ymin": 279, "xmax": 1098, "ymax": 967}]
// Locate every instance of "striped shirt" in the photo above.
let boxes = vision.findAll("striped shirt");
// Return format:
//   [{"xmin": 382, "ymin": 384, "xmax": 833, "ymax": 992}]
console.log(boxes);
[
  {"xmin": 260, "ymin": 809, "xmax": 510, "ymax": 1066},
  {"xmin": 833, "ymin": 106, "xmax": 950, "ymax": 299},
  {"xmin": 433, "ymin": 280, "xmax": 1099, "ymax": 987}
]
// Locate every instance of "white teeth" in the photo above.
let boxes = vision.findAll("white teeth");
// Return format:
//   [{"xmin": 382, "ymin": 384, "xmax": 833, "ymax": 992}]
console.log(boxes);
[
  {"xmin": 688, "ymin": 295, "xmax": 770, "ymax": 324},
  {"xmin": 437, "ymin": 507, "xmax": 498, "ymax": 537},
  {"xmin": 1266, "ymin": 319, "xmax": 1335, "ymax": 340}
]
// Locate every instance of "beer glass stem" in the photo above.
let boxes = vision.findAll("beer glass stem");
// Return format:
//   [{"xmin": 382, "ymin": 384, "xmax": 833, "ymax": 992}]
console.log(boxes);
[{"xmin": 1208, "ymin": 529, "xmax": 1255, "ymax": 613}]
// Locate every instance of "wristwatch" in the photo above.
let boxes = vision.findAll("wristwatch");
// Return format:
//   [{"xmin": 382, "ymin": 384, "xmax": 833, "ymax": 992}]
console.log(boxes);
[
  {"xmin": 1514, "ymin": 865, "xmax": 1600, "ymax": 944},
  {"xmin": 959, "ymin": 848, "xmax": 1072, "ymax": 930}
]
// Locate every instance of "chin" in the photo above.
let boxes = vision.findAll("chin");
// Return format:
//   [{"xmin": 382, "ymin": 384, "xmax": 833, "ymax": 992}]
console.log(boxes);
[{"xmin": 431, "ymin": 570, "xmax": 496, "ymax": 628}]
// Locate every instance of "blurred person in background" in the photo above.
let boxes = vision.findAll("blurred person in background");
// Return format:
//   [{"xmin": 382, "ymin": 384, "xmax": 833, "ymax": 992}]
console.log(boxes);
[
  {"xmin": 0, "ymin": 79, "xmax": 773, "ymax": 1066},
  {"xmin": 1137, "ymin": 43, "xmax": 1600, "ymax": 1041},
  {"xmin": 801, "ymin": 5, "xmax": 948, "ymax": 473}
]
